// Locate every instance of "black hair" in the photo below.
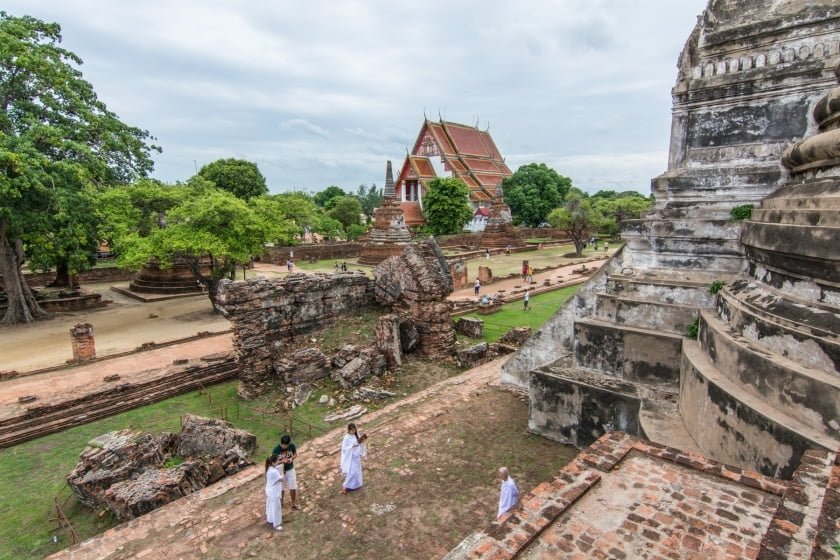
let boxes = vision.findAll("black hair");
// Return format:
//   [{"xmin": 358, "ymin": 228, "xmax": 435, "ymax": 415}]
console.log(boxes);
[
  {"xmin": 265, "ymin": 454, "xmax": 279, "ymax": 472},
  {"xmin": 280, "ymin": 434, "xmax": 291, "ymax": 445}
]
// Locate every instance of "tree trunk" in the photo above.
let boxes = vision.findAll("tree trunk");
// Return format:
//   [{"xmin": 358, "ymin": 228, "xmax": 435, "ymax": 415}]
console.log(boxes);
[
  {"xmin": 0, "ymin": 221, "xmax": 48, "ymax": 324},
  {"xmin": 49, "ymin": 261, "xmax": 78, "ymax": 288},
  {"xmin": 570, "ymin": 233, "xmax": 584, "ymax": 258}
]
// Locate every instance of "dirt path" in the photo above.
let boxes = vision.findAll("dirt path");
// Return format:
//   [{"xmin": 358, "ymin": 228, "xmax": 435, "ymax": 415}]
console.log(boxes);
[
  {"xmin": 49, "ymin": 357, "xmax": 577, "ymax": 560},
  {"xmin": 0, "ymin": 333, "xmax": 233, "ymax": 420},
  {"xmin": 0, "ymin": 282, "xmax": 231, "ymax": 373}
]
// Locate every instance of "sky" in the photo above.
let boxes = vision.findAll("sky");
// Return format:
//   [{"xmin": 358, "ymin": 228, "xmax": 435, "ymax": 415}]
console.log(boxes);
[{"xmin": 7, "ymin": 0, "xmax": 709, "ymax": 195}]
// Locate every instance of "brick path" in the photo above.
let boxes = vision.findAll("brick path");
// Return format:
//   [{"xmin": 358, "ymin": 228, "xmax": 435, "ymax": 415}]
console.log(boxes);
[{"xmin": 49, "ymin": 357, "xmax": 522, "ymax": 560}]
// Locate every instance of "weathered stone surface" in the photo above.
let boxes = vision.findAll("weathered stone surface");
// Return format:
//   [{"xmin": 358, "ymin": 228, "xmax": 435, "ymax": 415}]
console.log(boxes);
[
  {"xmin": 498, "ymin": 326, "xmax": 532, "ymax": 347},
  {"xmin": 67, "ymin": 430, "xmax": 178, "ymax": 508},
  {"xmin": 358, "ymin": 161, "xmax": 412, "ymax": 265},
  {"xmin": 70, "ymin": 323, "xmax": 96, "ymax": 362},
  {"xmin": 332, "ymin": 344, "xmax": 361, "ymax": 368},
  {"xmin": 477, "ymin": 266, "xmax": 492, "ymax": 283},
  {"xmin": 332, "ymin": 347, "xmax": 387, "ymax": 389},
  {"xmin": 374, "ymin": 238, "xmax": 456, "ymax": 357},
  {"xmin": 375, "ymin": 314, "xmax": 402, "ymax": 368},
  {"xmin": 175, "ymin": 415, "xmax": 256, "ymax": 459},
  {"xmin": 217, "ymin": 273, "xmax": 373, "ymax": 399},
  {"xmin": 274, "ymin": 347, "xmax": 330, "ymax": 385},
  {"xmin": 449, "ymin": 258, "xmax": 469, "ymax": 289},
  {"xmin": 454, "ymin": 317, "xmax": 484, "ymax": 339},
  {"xmin": 457, "ymin": 342, "xmax": 488, "ymax": 368},
  {"xmin": 67, "ymin": 416, "xmax": 255, "ymax": 521},
  {"xmin": 399, "ymin": 319, "xmax": 419, "ymax": 353},
  {"xmin": 359, "ymin": 386, "xmax": 397, "ymax": 399},
  {"xmin": 324, "ymin": 404, "xmax": 367, "ymax": 423}
]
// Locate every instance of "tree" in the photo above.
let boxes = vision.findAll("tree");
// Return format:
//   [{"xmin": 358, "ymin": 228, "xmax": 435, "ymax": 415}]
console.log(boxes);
[
  {"xmin": 590, "ymin": 190, "xmax": 652, "ymax": 236},
  {"xmin": 501, "ymin": 163, "xmax": 571, "ymax": 227},
  {"xmin": 355, "ymin": 183, "xmax": 382, "ymax": 218},
  {"xmin": 547, "ymin": 193, "xmax": 603, "ymax": 257},
  {"xmin": 108, "ymin": 182, "xmax": 278, "ymax": 311},
  {"xmin": 313, "ymin": 215, "xmax": 344, "ymax": 241},
  {"xmin": 345, "ymin": 223, "xmax": 368, "ymax": 240},
  {"xmin": 313, "ymin": 185, "xmax": 345, "ymax": 209},
  {"xmin": 422, "ymin": 177, "xmax": 473, "ymax": 235},
  {"xmin": 0, "ymin": 13, "xmax": 159, "ymax": 323},
  {"xmin": 196, "ymin": 158, "xmax": 267, "ymax": 200},
  {"xmin": 249, "ymin": 192, "xmax": 321, "ymax": 246},
  {"xmin": 328, "ymin": 196, "xmax": 363, "ymax": 230}
]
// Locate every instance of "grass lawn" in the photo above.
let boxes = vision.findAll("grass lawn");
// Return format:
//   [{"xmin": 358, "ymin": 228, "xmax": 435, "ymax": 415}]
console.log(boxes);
[
  {"xmin": 458, "ymin": 284, "xmax": 580, "ymax": 342},
  {"xmin": 0, "ymin": 308, "xmax": 460, "ymax": 560},
  {"xmin": 292, "ymin": 258, "xmax": 373, "ymax": 276}
]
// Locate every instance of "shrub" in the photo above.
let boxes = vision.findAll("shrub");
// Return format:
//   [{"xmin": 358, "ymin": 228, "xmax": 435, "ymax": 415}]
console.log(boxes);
[
  {"xmin": 729, "ymin": 205, "xmax": 753, "ymax": 221},
  {"xmin": 708, "ymin": 280, "xmax": 726, "ymax": 295},
  {"xmin": 163, "ymin": 456, "xmax": 185, "ymax": 469},
  {"xmin": 686, "ymin": 319, "xmax": 699, "ymax": 339}
]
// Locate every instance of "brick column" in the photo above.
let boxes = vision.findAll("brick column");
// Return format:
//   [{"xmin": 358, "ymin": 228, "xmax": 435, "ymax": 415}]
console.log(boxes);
[{"xmin": 70, "ymin": 323, "xmax": 96, "ymax": 362}]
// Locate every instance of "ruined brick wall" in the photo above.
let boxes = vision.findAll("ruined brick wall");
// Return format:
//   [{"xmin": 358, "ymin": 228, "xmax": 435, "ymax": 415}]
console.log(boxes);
[
  {"xmin": 261, "ymin": 243, "xmax": 363, "ymax": 264},
  {"xmin": 217, "ymin": 273, "xmax": 373, "ymax": 399},
  {"xmin": 374, "ymin": 239, "xmax": 456, "ymax": 357},
  {"xmin": 70, "ymin": 323, "xmax": 96, "ymax": 362}
]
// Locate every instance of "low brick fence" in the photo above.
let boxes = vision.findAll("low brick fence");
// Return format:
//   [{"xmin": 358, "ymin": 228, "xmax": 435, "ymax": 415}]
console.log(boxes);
[{"xmin": 261, "ymin": 243, "xmax": 364, "ymax": 264}]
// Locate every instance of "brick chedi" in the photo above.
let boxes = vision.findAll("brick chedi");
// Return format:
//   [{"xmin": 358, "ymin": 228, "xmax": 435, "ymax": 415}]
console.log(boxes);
[
  {"xmin": 480, "ymin": 197, "xmax": 523, "ymax": 249},
  {"xmin": 374, "ymin": 238, "xmax": 456, "ymax": 357},
  {"xmin": 217, "ymin": 273, "xmax": 373, "ymax": 399},
  {"xmin": 358, "ymin": 160, "xmax": 412, "ymax": 265},
  {"xmin": 502, "ymin": 0, "xmax": 840, "ymax": 480}
]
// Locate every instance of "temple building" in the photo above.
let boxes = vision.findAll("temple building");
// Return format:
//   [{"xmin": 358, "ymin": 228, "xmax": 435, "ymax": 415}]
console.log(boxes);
[{"xmin": 395, "ymin": 119, "xmax": 513, "ymax": 226}]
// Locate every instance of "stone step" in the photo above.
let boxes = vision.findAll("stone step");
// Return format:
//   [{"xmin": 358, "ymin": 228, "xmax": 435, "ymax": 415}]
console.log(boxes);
[
  {"xmin": 750, "ymin": 207, "xmax": 840, "ymax": 227},
  {"xmin": 574, "ymin": 317, "xmax": 684, "ymax": 383},
  {"xmin": 611, "ymin": 267, "xmax": 738, "ymax": 286},
  {"xmin": 680, "ymin": 339, "xmax": 840, "ymax": 479},
  {"xmin": 595, "ymin": 293, "xmax": 698, "ymax": 335},
  {"xmin": 638, "ymin": 397, "xmax": 703, "ymax": 456},
  {"xmin": 716, "ymin": 287, "xmax": 840, "ymax": 373},
  {"xmin": 606, "ymin": 274, "xmax": 719, "ymax": 307},
  {"xmin": 741, "ymin": 222, "xmax": 840, "ymax": 263},
  {"xmin": 623, "ymin": 235, "xmax": 745, "ymax": 257},
  {"xmin": 758, "ymin": 178, "xmax": 840, "ymax": 211},
  {"xmin": 622, "ymin": 219, "xmax": 742, "ymax": 240},
  {"xmin": 625, "ymin": 250, "xmax": 745, "ymax": 273},
  {"xmin": 698, "ymin": 311, "xmax": 840, "ymax": 439},
  {"xmin": 746, "ymin": 261, "xmax": 840, "ymax": 310}
]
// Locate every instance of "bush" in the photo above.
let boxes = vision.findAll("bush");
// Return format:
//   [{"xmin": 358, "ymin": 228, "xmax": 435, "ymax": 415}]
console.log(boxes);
[
  {"xmin": 729, "ymin": 205, "xmax": 753, "ymax": 221},
  {"xmin": 686, "ymin": 318, "xmax": 699, "ymax": 339},
  {"xmin": 708, "ymin": 280, "xmax": 726, "ymax": 295}
]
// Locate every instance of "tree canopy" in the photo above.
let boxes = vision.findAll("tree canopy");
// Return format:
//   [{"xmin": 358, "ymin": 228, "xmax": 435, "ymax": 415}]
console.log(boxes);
[
  {"xmin": 547, "ymin": 192, "xmax": 603, "ymax": 257},
  {"xmin": 196, "ymin": 158, "xmax": 267, "ymax": 200},
  {"xmin": 501, "ymin": 163, "xmax": 571, "ymax": 227},
  {"xmin": 355, "ymin": 183, "xmax": 382, "ymax": 218},
  {"xmin": 422, "ymin": 177, "xmax": 473, "ymax": 235},
  {"xmin": 328, "ymin": 195, "xmax": 363, "ymax": 230},
  {"xmin": 0, "ymin": 12, "xmax": 159, "ymax": 323},
  {"xmin": 313, "ymin": 185, "xmax": 345, "ymax": 209}
]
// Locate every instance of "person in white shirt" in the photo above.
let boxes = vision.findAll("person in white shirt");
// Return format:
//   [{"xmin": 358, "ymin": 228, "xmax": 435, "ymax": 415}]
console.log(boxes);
[
  {"xmin": 497, "ymin": 466, "xmax": 519, "ymax": 519},
  {"xmin": 265, "ymin": 455, "xmax": 284, "ymax": 531},
  {"xmin": 341, "ymin": 434, "xmax": 368, "ymax": 494},
  {"xmin": 340, "ymin": 423, "xmax": 358, "ymax": 476}
]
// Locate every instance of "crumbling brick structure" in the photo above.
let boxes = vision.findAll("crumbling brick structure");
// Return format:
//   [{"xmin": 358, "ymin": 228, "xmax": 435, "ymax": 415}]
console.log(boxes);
[
  {"xmin": 70, "ymin": 323, "xmax": 96, "ymax": 362},
  {"xmin": 217, "ymin": 272, "xmax": 373, "ymax": 399}
]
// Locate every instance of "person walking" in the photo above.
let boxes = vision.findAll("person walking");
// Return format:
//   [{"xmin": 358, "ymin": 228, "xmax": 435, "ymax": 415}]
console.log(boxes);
[
  {"xmin": 497, "ymin": 467, "xmax": 520, "ymax": 519},
  {"xmin": 340, "ymin": 423, "xmax": 358, "ymax": 476},
  {"xmin": 474, "ymin": 278, "xmax": 481, "ymax": 296},
  {"xmin": 286, "ymin": 258, "xmax": 294, "ymax": 273},
  {"xmin": 265, "ymin": 455, "xmax": 284, "ymax": 531},
  {"xmin": 523, "ymin": 289, "xmax": 530, "ymax": 311},
  {"xmin": 485, "ymin": 248, "xmax": 490, "ymax": 259},
  {"xmin": 273, "ymin": 435, "xmax": 299, "ymax": 510}
]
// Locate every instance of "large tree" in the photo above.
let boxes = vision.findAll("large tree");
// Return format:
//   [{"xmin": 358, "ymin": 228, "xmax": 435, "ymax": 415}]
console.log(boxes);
[
  {"xmin": 355, "ymin": 183, "xmax": 382, "ymax": 218},
  {"xmin": 313, "ymin": 185, "xmax": 345, "ymax": 209},
  {"xmin": 108, "ymin": 181, "xmax": 278, "ymax": 311},
  {"xmin": 0, "ymin": 13, "xmax": 158, "ymax": 323},
  {"xmin": 196, "ymin": 158, "xmax": 267, "ymax": 200},
  {"xmin": 423, "ymin": 177, "xmax": 473, "ymax": 235},
  {"xmin": 547, "ymin": 192, "xmax": 603, "ymax": 257},
  {"xmin": 328, "ymin": 195, "xmax": 363, "ymax": 230},
  {"xmin": 501, "ymin": 163, "xmax": 571, "ymax": 227}
]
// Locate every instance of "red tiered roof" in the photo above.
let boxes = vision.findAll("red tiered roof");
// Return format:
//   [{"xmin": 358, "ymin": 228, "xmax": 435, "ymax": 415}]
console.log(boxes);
[{"xmin": 394, "ymin": 119, "xmax": 513, "ymax": 220}]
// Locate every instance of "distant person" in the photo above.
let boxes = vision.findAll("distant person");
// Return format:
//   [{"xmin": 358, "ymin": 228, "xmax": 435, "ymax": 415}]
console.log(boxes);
[
  {"xmin": 273, "ymin": 435, "xmax": 299, "ymax": 510},
  {"xmin": 485, "ymin": 248, "xmax": 490, "ymax": 259},
  {"xmin": 497, "ymin": 467, "xmax": 520, "ymax": 519},
  {"xmin": 341, "ymin": 433, "xmax": 368, "ymax": 494},
  {"xmin": 523, "ymin": 289, "xmax": 530, "ymax": 311},
  {"xmin": 474, "ymin": 278, "xmax": 481, "ymax": 296},
  {"xmin": 604, "ymin": 241, "xmax": 609, "ymax": 252},
  {"xmin": 286, "ymin": 259, "xmax": 294, "ymax": 273},
  {"xmin": 527, "ymin": 266, "xmax": 534, "ymax": 283},
  {"xmin": 341, "ymin": 261, "xmax": 347, "ymax": 272},
  {"xmin": 505, "ymin": 244, "xmax": 511, "ymax": 255},
  {"xmin": 340, "ymin": 423, "xmax": 358, "ymax": 476},
  {"xmin": 334, "ymin": 262, "xmax": 340, "ymax": 272},
  {"xmin": 265, "ymin": 455, "xmax": 283, "ymax": 531}
]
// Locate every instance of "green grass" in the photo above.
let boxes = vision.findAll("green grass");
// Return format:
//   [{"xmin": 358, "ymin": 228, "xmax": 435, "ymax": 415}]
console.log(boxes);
[
  {"xmin": 292, "ymin": 258, "xmax": 372, "ymax": 276},
  {"xmin": 458, "ymin": 285, "xmax": 580, "ymax": 343}
]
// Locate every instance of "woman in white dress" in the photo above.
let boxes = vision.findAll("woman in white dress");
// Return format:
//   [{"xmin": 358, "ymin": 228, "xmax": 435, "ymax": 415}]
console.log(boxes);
[
  {"xmin": 341, "ymin": 434, "xmax": 368, "ymax": 494},
  {"xmin": 265, "ymin": 454, "xmax": 284, "ymax": 530},
  {"xmin": 340, "ymin": 423, "xmax": 358, "ymax": 476}
]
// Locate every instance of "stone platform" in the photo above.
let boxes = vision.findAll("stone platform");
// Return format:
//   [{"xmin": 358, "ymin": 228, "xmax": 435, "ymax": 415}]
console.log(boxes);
[{"xmin": 446, "ymin": 432, "xmax": 839, "ymax": 560}]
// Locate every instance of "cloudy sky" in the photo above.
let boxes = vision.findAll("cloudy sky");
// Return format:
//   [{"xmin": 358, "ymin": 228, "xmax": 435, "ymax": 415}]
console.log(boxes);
[{"xmin": 8, "ymin": 0, "xmax": 708, "ymax": 195}]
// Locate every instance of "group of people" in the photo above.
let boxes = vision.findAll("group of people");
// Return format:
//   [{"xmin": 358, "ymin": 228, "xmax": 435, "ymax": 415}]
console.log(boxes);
[
  {"xmin": 264, "ymin": 424, "xmax": 370, "ymax": 531},
  {"xmin": 333, "ymin": 261, "xmax": 349, "ymax": 272},
  {"xmin": 265, "ymin": 425, "xmax": 520, "ymax": 532}
]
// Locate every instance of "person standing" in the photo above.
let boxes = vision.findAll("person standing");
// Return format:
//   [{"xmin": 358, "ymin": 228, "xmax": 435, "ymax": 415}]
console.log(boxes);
[
  {"xmin": 485, "ymin": 248, "xmax": 490, "ymax": 259},
  {"xmin": 341, "ymin": 434, "xmax": 368, "ymax": 494},
  {"xmin": 340, "ymin": 423, "xmax": 358, "ymax": 476},
  {"xmin": 523, "ymin": 289, "xmax": 530, "ymax": 311},
  {"xmin": 273, "ymin": 435, "xmax": 299, "ymax": 510},
  {"xmin": 265, "ymin": 455, "xmax": 284, "ymax": 531},
  {"xmin": 286, "ymin": 258, "xmax": 294, "ymax": 273},
  {"xmin": 604, "ymin": 241, "xmax": 609, "ymax": 252},
  {"xmin": 497, "ymin": 467, "xmax": 520, "ymax": 519},
  {"xmin": 474, "ymin": 278, "xmax": 481, "ymax": 296}
]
